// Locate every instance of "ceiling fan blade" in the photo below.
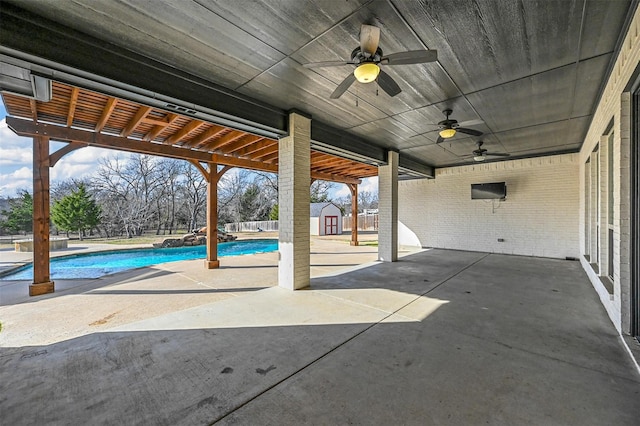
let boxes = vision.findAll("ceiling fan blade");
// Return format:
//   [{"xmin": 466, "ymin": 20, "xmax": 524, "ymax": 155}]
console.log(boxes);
[
  {"xmin": 303, "ymin": 61, "xmax": 354, "ymax": 69},
  {"xmin": 381, "ymin": 50, "xmax": 438, "ymax": 65},
  {"xmin": 435, "ymin": 135, "xmax": 445, "ymax": 144},
  {"xmin": 360, "ymin": 24, "xmax": 380, "ymax": 56},
  {"xmin": 457, "ymin": 118, "xmax": 484, "ymax": 127},
  {"xmin": 486, "ymin": 152, "xmax": 511, "ymax": 157},
  {"xmin": 330, "ymin": 73, "xmax": 357, "ymax": 99},
  {"xmin": 456, "ymin": 127, "xmax": 483, "ymax": 136},
  {"xmin": 377, "ymin": 70, "xmax": 401, "ymax": 97}
]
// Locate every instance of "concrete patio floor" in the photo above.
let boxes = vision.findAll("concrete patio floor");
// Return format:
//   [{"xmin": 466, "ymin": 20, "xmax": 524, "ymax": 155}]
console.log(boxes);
[{"xmin": 1, "ymin": 243, "xmax": 639, "ymax": 425}]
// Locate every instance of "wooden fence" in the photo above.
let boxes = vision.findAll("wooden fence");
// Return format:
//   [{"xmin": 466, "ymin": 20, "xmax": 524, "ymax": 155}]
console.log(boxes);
[
  {"xmin": 342, "ymin": 215, "xmax": 378, "ymax": 231},
  {"xmin": 224, "ymin": 220, "xmax": 278, "ymax": 232},
  {"xmin": 223, "ymin": 215, "xmax": 378, "ymax": 233}
]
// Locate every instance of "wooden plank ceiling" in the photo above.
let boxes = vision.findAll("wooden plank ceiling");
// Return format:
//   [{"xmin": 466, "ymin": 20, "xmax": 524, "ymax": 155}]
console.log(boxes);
[{"xmin": 2, "ymin": 81, "xmax": 377, "ymax": 183}]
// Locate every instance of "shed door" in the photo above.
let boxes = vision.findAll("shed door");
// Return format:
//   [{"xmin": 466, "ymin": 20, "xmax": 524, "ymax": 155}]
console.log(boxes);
[{"xmin": 324, "ymin": 216, "xmax": 338, "ymax": 235}]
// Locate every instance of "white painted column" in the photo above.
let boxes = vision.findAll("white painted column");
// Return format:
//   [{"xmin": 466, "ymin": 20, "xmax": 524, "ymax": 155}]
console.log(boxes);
[
  {"xmin": 278, "ymin": 112, "xmax": 311, "ymax": 290},
  {"xmin": 378, "ymin": 150, "xmax": 398, "ymax": 262}
]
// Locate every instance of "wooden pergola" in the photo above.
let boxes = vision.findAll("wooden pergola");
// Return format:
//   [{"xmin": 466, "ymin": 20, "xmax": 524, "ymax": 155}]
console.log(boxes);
[{"xmin": 2, "ymin": 81, "xmax": 378, "ymax": 296}]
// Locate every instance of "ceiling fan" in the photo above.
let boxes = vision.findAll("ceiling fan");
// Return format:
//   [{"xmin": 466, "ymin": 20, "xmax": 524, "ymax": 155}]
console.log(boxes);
[
  {"xmin": 303, "ymin": 24, "xmax": 438, "ymax": 99},
  {"xmin": 434, "ymin": 109, "xmax": 483, "ymax": 144},
  {"xmin": 468, "ymin": 140, "xmax": 510, "ymax": 162}
]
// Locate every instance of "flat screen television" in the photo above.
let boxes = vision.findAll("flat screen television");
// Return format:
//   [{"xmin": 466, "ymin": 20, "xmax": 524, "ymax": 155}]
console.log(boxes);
[{"xmin": 471, "ymin": 182, "xmax": 507, "ymax": 200}]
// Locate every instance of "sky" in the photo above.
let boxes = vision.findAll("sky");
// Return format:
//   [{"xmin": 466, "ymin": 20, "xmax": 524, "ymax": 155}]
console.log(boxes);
[{"xmin": 0, "ymin": 98, "xmax": 378, "ymax": 199}]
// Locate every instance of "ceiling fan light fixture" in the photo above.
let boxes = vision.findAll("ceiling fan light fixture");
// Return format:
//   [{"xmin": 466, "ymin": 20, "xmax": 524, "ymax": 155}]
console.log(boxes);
[
  {"xmin": 474, "ymin": 155, "xmax": 486, "ymax": 162},
  {"xmin": 354, "ymin": 63, "xmax": 380, "ymax": 83},
  {"xmin": 439, "ymin": 128, "xmax": 456, "ymax": 139}
]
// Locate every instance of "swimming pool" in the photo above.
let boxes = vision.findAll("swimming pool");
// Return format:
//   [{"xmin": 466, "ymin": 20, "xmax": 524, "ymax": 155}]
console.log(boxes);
[{"xmin": 1, "ymin": 239, "xmax": 278, "ymax": 280}]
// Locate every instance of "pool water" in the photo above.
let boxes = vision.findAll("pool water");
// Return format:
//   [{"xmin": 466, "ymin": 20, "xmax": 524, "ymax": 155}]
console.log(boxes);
[{"xmin": 1, "ymin": 239, "xmax": 278, "ymax": 280}]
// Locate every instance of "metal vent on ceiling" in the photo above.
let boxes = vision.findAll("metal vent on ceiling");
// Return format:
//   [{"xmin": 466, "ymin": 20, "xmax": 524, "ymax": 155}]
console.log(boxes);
[
  {"xmin": 165, "ymin": 103, "xmax": 197, "ymax": 115},
  {"xmin": 0, "ymin": 61, "xmax": 51, "ymax": 102}
]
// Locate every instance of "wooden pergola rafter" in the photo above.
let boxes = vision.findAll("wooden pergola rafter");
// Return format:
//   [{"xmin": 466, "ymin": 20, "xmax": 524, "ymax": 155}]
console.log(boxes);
[
  {"xmin": 4, "ymin": 81, "xmax": 377, "ymax": 182},
  {"xmin": 2, "ymin": 81, "xmax": 375, "ymax": 296}
]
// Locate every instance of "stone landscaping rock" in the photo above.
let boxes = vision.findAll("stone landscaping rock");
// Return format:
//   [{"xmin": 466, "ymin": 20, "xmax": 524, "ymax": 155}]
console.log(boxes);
[{"xmin": 154, "ymin": 228, "xmax": 236, "ymax": 249}]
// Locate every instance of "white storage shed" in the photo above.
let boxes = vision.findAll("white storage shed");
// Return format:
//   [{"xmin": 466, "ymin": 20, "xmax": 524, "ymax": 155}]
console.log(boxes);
[{"xmin": 310, "ymin": 202, "xmax": 342, "ymax": 236}]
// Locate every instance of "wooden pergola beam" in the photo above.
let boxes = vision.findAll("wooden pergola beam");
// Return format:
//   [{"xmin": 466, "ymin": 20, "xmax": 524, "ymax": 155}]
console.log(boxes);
[
  {"xmin": 96, "ymin": 98, "xmax": 117, "ymax": 132},
  {"xmin": 207, "ymin": 130, "xmax": 244, "ymax": 150},
  {"xmin": 187, "ymin": 125, "xmax": 226, "ymax": 149},
  {"xmin": 66, "ymin": 87, "xmax": 79, "ymax": 127},
  {"xmin": 310, "ymin": 155, "xmax": 339, "ymax": 166},
  {"xmin": 165, "ymin": 119, "xmax": 204, "ymax": 145},
  {"xmin": 311, "ymin": 171, "xmax": 361, "ymax": 185},
  {"xmin": 315, "ymin": 162, "xmax": 359, "ymax": 173},
  {"xmin": 9, "ymin": 117, "xmax": 366, "ymax": 185},
  {"xmin": 7, "ymin": 117, "xmax": 280, "ymax": 173},
  {"xmin": 5, "ymin": 81, "xmax": 379, "ymax": 184},
  {"xmin": 245, "ymin": 143, "xmax": 279, "ymax": 159},
  {"xmin": 29, "ymin": 99, "xmax": 38, "ymax": 122},
  {"xmin": 222, "ymin": 134, "xmax": 265, "ymax": 153},
  {"xmin": 144, "ymin": 113, "xmax": 179, "ymax": 141},
  {"xmin": 257, "ymin": 151, "xmax": 279, "ymax": 162},
  {"xmin": 187, "ymin": 160, "xmax": 210, "ymax": 180},
  {"xmin": 211, "ymin": 153, "xmax": 277, "ymax": 173},
  {"xmin": 142, "ymin": 116, "xmax": 173, "ymax": 126},
  {"xmin": 49, "ymin": 142, "xmax": 86, "ymax": 167},
  {"xmin": 121, "ymin": 105, "xmax": 152, "ymax": 137},
  {"xmin": 9, "ymin": 117, "xmax": 212, "ymax": 161}
]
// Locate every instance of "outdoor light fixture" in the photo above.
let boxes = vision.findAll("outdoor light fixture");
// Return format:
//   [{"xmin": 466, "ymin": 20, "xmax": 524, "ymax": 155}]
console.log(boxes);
[
  {"xmin": 354, "ymin": 63, "xmax": 380, "ymax": 83},
  {"xmin": 439, "ymin": 128, "xmax": 456, "ymax": 139},
  {"xmin": 474, "ymin": 155, "xmax": 486, "ymax": 162}
]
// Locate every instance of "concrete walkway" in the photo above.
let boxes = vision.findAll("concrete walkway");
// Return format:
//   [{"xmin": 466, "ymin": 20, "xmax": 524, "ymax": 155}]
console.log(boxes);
[
  {"xmin": 0, "ymin": 235, "xmax": 381, "ymax": 345},
  {"xmin": 1, "ymin": 247, "xmax": 639, "ymax": 425}
]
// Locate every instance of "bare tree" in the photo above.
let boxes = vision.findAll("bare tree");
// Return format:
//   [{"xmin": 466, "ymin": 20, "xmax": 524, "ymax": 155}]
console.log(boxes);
[
  {"xmin": 218, "ymin": 169, "xmax": 251, "ymax": 224},
  {"xmin": 51, "ymin": 178, "xmax": 91, "ymax": 201},
  {"xmin": 333, "ymin": 195, "xmax": 352, "ymax": 215},
  {"xmin": 217, "ymin": 170, "xmax": 278, "ymax": 224},
  {"xmin": 178, "ymin": 162, "xmax": 208, "ymax": 231},
  {"xmin": 358, "ymin": 191, "xmax": 378, "ymax": 211},
  {"xmin": 254, "ymin": 171, "xmax": 278, "ymax": 193},
  {"xmin": 79, "ymin": 155, "xmax": 289, "ymax": 237},
  {"xmin": 310, "ymin": 180, "xmax": 335, "ymax": 203},
  {"xmin": 153, "ymin": 159, "xmax": 183, "ymax": 234},
  {"xmin": 92, "ymin": 154, "xmax": 164, "ymax": 238}
]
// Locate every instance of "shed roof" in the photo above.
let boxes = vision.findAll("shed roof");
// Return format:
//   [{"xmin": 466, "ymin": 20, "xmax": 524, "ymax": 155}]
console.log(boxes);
[{"xmin": 310, "ymin": 202, "xmax": 340, "ymax": 217}]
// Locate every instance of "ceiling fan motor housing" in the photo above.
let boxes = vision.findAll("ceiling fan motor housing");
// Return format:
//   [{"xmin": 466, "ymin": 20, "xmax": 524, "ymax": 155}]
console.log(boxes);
[
  {"xmin": 351, "ymin": 47, "xmax": 383, "ymax": 64},
  {"xmin": 437, "ymin": 109, "xmax": 458, "ymax": 129}
]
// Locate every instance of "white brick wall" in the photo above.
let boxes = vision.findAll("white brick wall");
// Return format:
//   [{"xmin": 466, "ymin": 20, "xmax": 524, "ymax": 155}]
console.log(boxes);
[
  {"xmin": 578, "ymin": 6, "xmax": 640, "ymax": 333},
  {"xmin": 378, "ymin": 151, "xmax": 398, "ymax": 262},
  {"xmin": 619, "ymin": 92, "xmax": 632, "ymax": 330},
  {"xmin": 278, "ymin": 112, "xmax": 310, "ymax": 290},
  {"xmin": 399, "ymin": 154, "xmax": 580, "ymax": 259}
]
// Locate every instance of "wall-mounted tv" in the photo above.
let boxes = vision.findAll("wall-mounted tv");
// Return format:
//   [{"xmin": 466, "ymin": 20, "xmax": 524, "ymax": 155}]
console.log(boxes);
[{"xmin": 471, "ymin": 182, "xmax": 507, "ymax": 200}]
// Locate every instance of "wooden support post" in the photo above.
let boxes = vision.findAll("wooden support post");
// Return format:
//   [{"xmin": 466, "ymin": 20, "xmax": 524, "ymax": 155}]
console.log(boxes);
[
  {"xmin": 349, "ymin": 183, "xmax": 359, "ymax": 246},
  {"xmin": 30, "ymin": 136, "xmax": 55, "ymax": 296},
  {"xmin": 205, "ymin": 162, "xmax": 220, "ymax": 269}
]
